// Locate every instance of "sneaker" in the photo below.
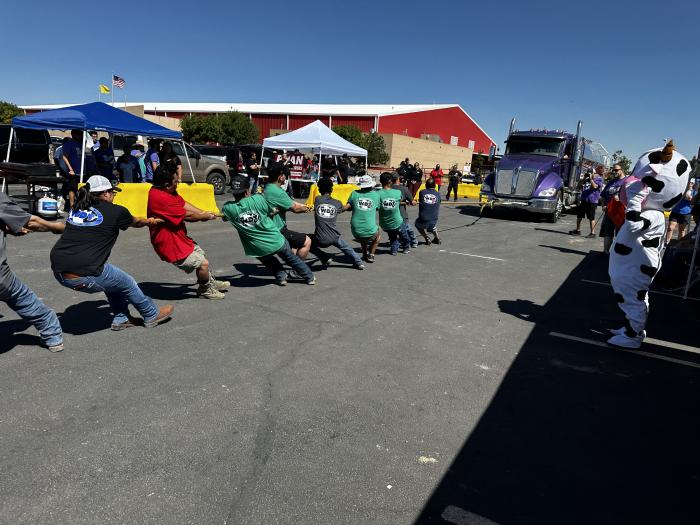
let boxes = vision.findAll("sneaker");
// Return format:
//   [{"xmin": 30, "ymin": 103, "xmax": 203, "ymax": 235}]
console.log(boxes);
[
  {"xmin": 607, "ymin": 333, "xmax": 643, "ymax": 349},
  {"xmin": 390, "ymin": 251, "xmax": 398, "ymax": 256},
  {"xmin": 569, "ymin": 230, "xmax": 581, "ymax": 235},
  {"xmin": 410, "ymin": 243, "xmax": 418, "ymax": 249},
  {"xmin": 354, "ymin": 263, "xmax": 365, "ymax": 270},
  {"xmin": 586, "ymin": 233, "xmax": 596, "ymax": 238},
  {"xmin": 144, "ymin": 305, "xmax": 175, "ymax": 328},
  {"xmin": 321, "ymin": 256, "xmax": 333, "ymax": 269},
  {"xmin": 306, "ymin": 277, "xmax": 316, "ymax": 285},
  {"xmin": 286, "ymin": 269, "xmax": 303, "ymax": 280},
  {"xmin": 609, "ymin": 327, "xmax": 646, "ymax": 338},
  {"xmin": 47, "ymin": 342, "xmax": 64, "ymax": 353},
  {"xmin": 402, "ymin": 248, "xmax": 411, "ymax": 254},
  {"xmin": 432, "ymin": 238, "xmax": 442, "ymax": 245},
  {"xmin": 111, "ymin": 316, "xmax": 145, "ymax": 331},
  {"xmin": 212, "ymin": 278, "xmax": 231, "ymax": 291},
  {"xmin": 197, "ymin": 285, "xmax": 226, "ymax": 300},
  {"xmin": 364, "ymin": 254, "xmax": 375, "ymax": 263},
  {"xmin": 276, "ymin": 276, "xmax": 288, "ymax": 286}
]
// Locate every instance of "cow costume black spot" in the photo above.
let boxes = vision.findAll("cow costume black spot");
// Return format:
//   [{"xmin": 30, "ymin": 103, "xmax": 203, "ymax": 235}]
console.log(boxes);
[{"xmin": 607, "ymin": 140, "xmax": 691, "ymax": 348}]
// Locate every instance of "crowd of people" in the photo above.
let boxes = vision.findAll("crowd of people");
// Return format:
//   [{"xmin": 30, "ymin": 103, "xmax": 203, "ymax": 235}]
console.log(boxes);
[{"xmin": 1, "ymin": 154, "xmax": 449, "ymax": 352}]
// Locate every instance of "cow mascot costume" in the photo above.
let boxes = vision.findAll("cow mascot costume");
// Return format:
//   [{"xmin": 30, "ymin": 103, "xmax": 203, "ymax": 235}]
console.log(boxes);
[{"xmin": 608, "ymin": 140, "xmax": 691, "ymax": 348}]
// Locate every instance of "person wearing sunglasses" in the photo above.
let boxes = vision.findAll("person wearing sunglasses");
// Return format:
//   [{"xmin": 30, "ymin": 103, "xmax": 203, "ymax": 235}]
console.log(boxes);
[
  {"xmin": 50, "ymin": 176, "xmax": 174, "ymax": 331},
  {"xmin": 598, "ymin": 164, "xmax": 627, "ymax": 254}
]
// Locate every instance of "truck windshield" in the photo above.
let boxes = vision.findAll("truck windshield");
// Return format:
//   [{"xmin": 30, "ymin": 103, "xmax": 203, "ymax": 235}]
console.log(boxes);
[{"xmin": 506, "ymin": 137, "xmax": 564, "ymax": 157}]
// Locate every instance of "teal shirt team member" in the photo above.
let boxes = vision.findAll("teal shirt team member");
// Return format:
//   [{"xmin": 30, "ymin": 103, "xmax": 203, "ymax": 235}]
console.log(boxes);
[
  {"xmin": 344, "ymin": 175, "xmax": 381, "ymax": 263},
  {"xmin": 223, "ymin": 175, "xmax": 315, "ymax": 286},
  {"xmin": 378, "ymin": 172, "xmax": 411, "ymax": 255},
  {"xmin": 263, "ymin": 164, "xmax": 312, "ymax": 259}
]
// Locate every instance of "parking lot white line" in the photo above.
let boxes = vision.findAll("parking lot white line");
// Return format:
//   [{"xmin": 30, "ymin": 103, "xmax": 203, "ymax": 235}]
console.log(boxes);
[
  {"xmin": 549, "ymin": 331, "xmax": 700, "ymax": 369},
  {"xmin": 438, "ymin": 249, "xmax": 505, "ymax": 261},
  {"xmin": 581, "ymin": 279, "xmax": 700, "ymax": 302}
]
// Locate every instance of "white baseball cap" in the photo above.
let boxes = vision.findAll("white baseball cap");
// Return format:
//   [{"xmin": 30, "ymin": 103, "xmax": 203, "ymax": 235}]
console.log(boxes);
[
  {"xmin": 357, "ymin": 175, "xmax": 375, "ymax": 189},
  {"xmin": 86, "ymin": 175, "xmax": 121, "ymax": 192}
]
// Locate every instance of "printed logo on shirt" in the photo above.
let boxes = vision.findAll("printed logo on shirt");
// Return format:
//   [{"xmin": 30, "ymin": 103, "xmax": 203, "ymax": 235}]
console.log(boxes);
[
  {"xmin": 317, "ymin": 204, "xmax": 337, "ymax": 219},
  {"xmin": 236, "ymin": 211, "xmax": 261, "ymax": 228},
  {"xmin": 381, "ymin": 198, "xmax": 398, "ymax": 210},
  {"xmin": 423, "ymin": 194, "xmax": 437, "ymax": 205},
  {"xmin": 67, "ymin": 207, "xmax": 104, "ymax": 227},
  {"xmin": 357, "ymin": 198, "xmax": 374, "ymax": 210}
]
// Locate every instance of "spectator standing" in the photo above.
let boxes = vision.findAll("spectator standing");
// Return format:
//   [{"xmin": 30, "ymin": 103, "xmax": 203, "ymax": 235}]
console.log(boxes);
[
  {"xmin": 159, "ymin": 141, "xmax": 183, "ymax": 182},
  {"xmin": 50, "ymin": 175, "xmax": 173, "ymax": 331},
  {"xmin": 430, "ymin": 164, "xmax": 444, "ymax": 192},
  {"xmin": 378, "ymin": 173, "xmax": 412, "ymax": 255},
  {"xmin": 93, "ymin": 137, "xmax": 116, "ymax": 182},
  {"xmin": 147, "ymin": 165, "xmax": 229, "ymax": 299},
  {"xmin": 245, "ymin": 152, "xmax": 260, "ymax": 194},
  {"xmin": 337, "ymin": 154, "xmax": 354, "ymax": 185},
  {"xmin": 309, "ymin": 178, "xmax": 364, "ymax": 270},
  {"xmin": 53, "ymin": 137, "xmax": 69, "ymax": 176},
  {"xmin": 222, "ymin": 175, "xmax": 315, "ymax": 286},
  {"xmin": 569, "ymin": 166, "xmax": 603, "ymax": 237},
  {"xmin": 407, "ymin": 162, "xmax": 423, "ymax": 198},
  {"xmin": 665, "ymin": 180, "xmax": 696, "ymax": 245},
  {"xmin": 116, "ymin": 148, "xmax": 141, "ymax": 183},
  {"xmin": 391, "ymin": 172, "xmax": 418, "ymax": 248},
  {"xmin": 446, "ymin": 164, "xmax": 461, "ymax": 202},
  {"xmin": 415, "ymin": 178, "xmax": 442, "ymax": 245},
  {"xmin": 263, "ymin": 164, "xmax": 312, "ymax": 260},
  {"xmin": 598, "ymin": 163, "xmax": 626, "ymax": 254},
  {"xmin": 143, "ymin": 139, "xmax": 161, "ymax": 183},
  {"xmin": 131, "ymin": 142, "xmax": 147, "ymax": 178},
  {"xmin": 344, "ymin": 175, "xmax": 381, "ymax": 263},
  {"xmin": 61, "ymin": 130, "xmax": 84, "ymax": 209},
  {"xmin": 321, "ymin": 155, "xmax": 337, "ymax": 180},
  {"xmin": 1, "ymin": 192, "xmax": 65, "ymax": 352}
]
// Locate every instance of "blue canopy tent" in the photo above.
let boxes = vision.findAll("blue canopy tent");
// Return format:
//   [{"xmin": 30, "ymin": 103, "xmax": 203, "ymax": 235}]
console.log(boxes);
[{"xmin": 8, "ymin": 102, "xmax": 187, "ymax": 183}]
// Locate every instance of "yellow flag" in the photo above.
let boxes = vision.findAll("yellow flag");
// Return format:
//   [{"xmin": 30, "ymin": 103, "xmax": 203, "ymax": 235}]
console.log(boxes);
[{"xmin": 99, "ymin": 84, "xmax": 110, "ymax": 94}]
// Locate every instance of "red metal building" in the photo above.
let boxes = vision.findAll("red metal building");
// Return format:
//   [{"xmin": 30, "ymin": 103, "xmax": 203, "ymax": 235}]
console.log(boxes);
[{"xmin": 20, "ymin": 102, "xmax": 495, "ymax": 153}]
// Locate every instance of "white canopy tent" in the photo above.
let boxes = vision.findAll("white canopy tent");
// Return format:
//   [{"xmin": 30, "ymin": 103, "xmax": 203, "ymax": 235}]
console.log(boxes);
[{"xmin": 261, "ymin": 120, "xmax": 367, "ymax": 182}]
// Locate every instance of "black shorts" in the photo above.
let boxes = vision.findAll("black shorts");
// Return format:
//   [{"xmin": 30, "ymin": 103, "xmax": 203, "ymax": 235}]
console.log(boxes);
[
  {"xmin": 669, "ymin": 211, "xmax": 691, "ymax": 225},
  {"xmin": 280, "ymin": 226, "xmax": 307, "ymax": 249},
  {"xmin": 577, "ymin": 201, "xmax": 597, "ymax": 220}
]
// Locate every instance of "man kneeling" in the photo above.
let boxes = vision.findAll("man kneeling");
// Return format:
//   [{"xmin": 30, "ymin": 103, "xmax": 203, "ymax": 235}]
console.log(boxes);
[
  {"xmin": 223, "ymin": 175, "xmax": 315, "ymax": 286},
  {"xmin": 148, "ymin": 165, "xmax": 230, "ymax": 299}
]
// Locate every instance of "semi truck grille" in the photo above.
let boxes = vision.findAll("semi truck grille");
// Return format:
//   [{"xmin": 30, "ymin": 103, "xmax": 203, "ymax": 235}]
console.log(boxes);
[{"xmin": 495, "ymin": 169, "xmax": 538, "ymax": 197}]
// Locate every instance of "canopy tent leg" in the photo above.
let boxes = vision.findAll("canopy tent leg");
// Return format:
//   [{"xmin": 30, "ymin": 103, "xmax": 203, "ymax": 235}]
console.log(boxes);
[
  {"xmin": 4, "ymin": 127, "xmax": 13, "ymax": 162},
  {"xmin": 79, "ymin": 130, "xmax": 87, "ymax": 183},
  {"xmin": 683, "ymin": 223, "xmax": 700, "ymax": 300},
  {"xmin": 182, "ymin": 140, "xmax": 195, "ymax": 183}
]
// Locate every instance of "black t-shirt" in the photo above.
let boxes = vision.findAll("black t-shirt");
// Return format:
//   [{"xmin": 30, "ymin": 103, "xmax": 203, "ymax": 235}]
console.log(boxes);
[
  {"xmin": 245, "ymin": 159, "xmax": 258, "ymax": 180},
  {"xmin": 162, "ymin": 154, "xmax": 182, "ymax": 169},
  {"xmin": 337, "ymin": 163, "xmax": 354, "ymax": 184},
  {"xmin": 409, "ymin": 166, "xmax": 422, "ymax": 182},
  {"xmin": 392, "ymin": 184, "xmax": 413, "ymax": 220},
  {"xmin": 449, "ymin": 169, "xmax": 462, "ymax": 182},
  {"xmin": 50, "ymin": 201, "xmax": 133, "ymax": 276}
]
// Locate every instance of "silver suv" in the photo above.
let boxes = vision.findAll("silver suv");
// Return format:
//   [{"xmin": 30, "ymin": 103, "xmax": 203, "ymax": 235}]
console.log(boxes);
[{"xmin": 114, "ymin": 139, "xmax": 230, "ymax": 194}]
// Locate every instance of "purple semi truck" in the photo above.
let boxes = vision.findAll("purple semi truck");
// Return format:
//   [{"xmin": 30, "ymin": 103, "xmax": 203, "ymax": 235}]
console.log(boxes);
[{"xmin": 479, "ymin": 119, "xmax": 610, "ymax": 222}]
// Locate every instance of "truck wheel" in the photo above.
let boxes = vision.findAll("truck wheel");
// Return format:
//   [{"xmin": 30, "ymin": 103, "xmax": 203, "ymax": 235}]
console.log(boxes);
[
  {"xmin": 547, "ymin": 191, "xmax": 563, "ymax": 223},
  {"xmin": 207, "ymin": 171, "xmax": 226, "ymax": 195}
]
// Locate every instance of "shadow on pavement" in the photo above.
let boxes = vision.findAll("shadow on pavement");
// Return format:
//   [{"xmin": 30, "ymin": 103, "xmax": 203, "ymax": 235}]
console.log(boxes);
[
  {"xmin": 59, "ymin": 300, "xmax": 114, "ymax": 334},
  {"xmin": 538, "ymin": 244, "xmax": 591, "ymax": 256},
  {"xmin": 415, "ymin": 252, "xmax": 700, "ymax": 525},
  {"xmin": 138, "ymin": 282, "xmax": 196, "ymax": 301},
  {"xmin": 0, "ymin": 319, "xmax": 43, "ymax": 354}
]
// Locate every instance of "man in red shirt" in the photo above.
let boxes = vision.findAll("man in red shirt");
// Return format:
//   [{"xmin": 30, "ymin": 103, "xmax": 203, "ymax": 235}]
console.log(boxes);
[
  {"xmin": 430, "ymin": 164, "xmax": 444, "ymax": 192},
  {"xmin": 147, "ymin": 165, "xmax": 229, "ymax": 299}
]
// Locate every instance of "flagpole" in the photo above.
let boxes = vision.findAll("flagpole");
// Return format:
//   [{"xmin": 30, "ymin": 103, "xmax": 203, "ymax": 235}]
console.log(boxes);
[{"xmin": 111, "ymin": 72, "xmax": 114, "ymax": 106}]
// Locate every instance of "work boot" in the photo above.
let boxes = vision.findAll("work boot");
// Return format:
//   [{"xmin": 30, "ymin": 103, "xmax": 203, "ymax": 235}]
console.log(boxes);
[
  {"xmin": 211, "ymin": 278, "xmax": 231, "ymax": 291},
  {"xmin": 145, "ymin": 305, "xmax": 175, "ymax": 328},
  {"xmin": 197, "ymin": 283, "xmax": 226, "ymax": 300},
  {"xmin": 607, "ymin": 333, "xmax": 643, "ymax": 349},
  {"xmin": 111, "ymin": 315, "xmax": 145, "ymax": 331}
]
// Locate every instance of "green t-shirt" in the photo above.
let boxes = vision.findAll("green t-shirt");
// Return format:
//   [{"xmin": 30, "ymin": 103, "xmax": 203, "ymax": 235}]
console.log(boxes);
[
  {"xmin": 263, "ymin": 183, "xmax": 294, "ymax": 230},
  {"xmin": 377, "ymin": 188, "xmax": 404, "ymax": 231},
  {"xmin": 222, "ymin": 194, "xmax": 285, "ymax": 257},
  {"xmin": 347, "ymin": 189, "xmax": 379, "ymax": 239}
]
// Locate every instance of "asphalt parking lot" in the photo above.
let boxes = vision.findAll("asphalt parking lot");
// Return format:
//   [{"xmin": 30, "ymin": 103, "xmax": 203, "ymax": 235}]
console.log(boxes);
[{"xmin": 1, "ymin": 194, "xmax": 699, "ymax": 525}]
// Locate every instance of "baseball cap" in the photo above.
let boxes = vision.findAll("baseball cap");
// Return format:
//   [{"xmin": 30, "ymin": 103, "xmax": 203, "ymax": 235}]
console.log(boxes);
[
  {"xmin": 356, "ymin": 175, "xmax": 375, "ymax": 189},
  {"xmin": 229, "ymin": 174, "xmax": 249, "ymax": 195},
  {"xmin": 86, "ymin": 175, "xmax": 121, "ymax": 192}
]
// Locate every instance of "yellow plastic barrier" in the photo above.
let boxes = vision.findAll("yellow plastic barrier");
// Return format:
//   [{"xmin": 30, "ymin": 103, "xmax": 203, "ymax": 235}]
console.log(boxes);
[
  {"xmin": 177, "ymin": 183, "xmax": 220, "ymax": 214},
  {"xmin": 306, "ymin": 183, "xmax": 360, "ymax": 208},
  {"xmin": 85, "ymin": 182, "xmax": 220, "ymax": 217},
  {"xmin": 413, "ymin": 182, "xmax": 480, "ymax": 200}
]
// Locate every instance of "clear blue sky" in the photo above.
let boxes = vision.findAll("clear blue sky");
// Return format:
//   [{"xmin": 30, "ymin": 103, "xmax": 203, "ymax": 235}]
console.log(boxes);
[{"xmin": 2, "ymin": 0, "xmax": 698, "ymax": 161}]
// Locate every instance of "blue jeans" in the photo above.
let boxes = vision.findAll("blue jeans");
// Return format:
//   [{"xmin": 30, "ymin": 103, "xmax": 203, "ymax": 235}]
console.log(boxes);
[
  {"xmin": 248, "ymin": 176, "xmax": 258, "ymax": 195},
  {"xmin": 386, "ymin": 224, "xmax": 413, "ymax": 254},
  {"xmin": 54, "ymin": 263, "xmax": 158, "ymax": 325},
  {"xmin": 1, "ymin": 270, "xmax": 63, "ymax": 347},
  {"xmin": 402, "ymin": 219, "xmax": 417, "ymax": 247},
  {"xmin": 310, "ymin": 236, "xmax": 362, "ymax": 265},
  {"xmin": 258, "ymin": 240, "xmax": 314, "ymax": 283}
]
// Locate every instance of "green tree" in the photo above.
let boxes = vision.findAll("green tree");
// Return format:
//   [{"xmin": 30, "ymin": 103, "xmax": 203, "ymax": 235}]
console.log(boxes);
[
  {"xmin": 0, "ymin": 100, "xmax": 22, "ymax": 124},
  {"xmin": 611, "ymin": 149, "xmax": 632, "ymax": 174},
  {"xmin": 333, "ymin": 125, "xmax": 389, "ymax": 166},
  {"xmin": 180, "ymin": 112, "xmax": 258, "ymax": 144}
]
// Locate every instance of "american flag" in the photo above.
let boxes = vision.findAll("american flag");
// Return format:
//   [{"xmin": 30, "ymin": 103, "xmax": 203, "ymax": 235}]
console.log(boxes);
[{"xmin": 112, "ymin": 75, "xmax": 125, "ymax": 88}]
